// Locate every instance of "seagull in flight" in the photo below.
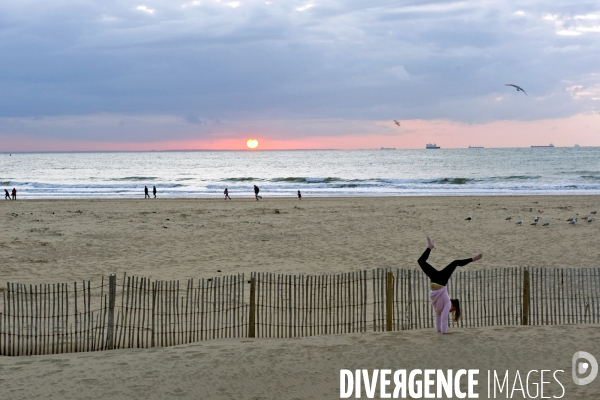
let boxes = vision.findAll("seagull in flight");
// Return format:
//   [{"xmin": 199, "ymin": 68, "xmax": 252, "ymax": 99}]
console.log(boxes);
[
  {"xmin": 505, "ymin": 84, "xmax": 527, "ymax": 95},
  {"xmin": 393, "ymin": 120, "xmax": 401, "ymax": 126}
]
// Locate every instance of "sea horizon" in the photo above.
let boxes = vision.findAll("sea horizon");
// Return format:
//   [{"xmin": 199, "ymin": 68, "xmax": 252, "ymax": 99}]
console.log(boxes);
[{"xmin": 1, "ymin": 145, "xmax": 595, "ymax": 154}]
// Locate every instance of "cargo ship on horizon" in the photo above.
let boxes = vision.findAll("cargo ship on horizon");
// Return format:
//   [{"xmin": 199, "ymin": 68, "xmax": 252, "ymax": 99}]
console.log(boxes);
[{"xmin": 531, "ymin": 143, "xmax": 555, "ymax": 148}]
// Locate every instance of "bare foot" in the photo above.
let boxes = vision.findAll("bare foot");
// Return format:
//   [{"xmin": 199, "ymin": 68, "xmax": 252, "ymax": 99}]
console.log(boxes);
[
  {"xmin": 472, "ymin": 254, "xmax": 482, "ymax": 262},
  {"xmin": 427, "ymin": 237, "xmax": 435, "ymax": 249}
]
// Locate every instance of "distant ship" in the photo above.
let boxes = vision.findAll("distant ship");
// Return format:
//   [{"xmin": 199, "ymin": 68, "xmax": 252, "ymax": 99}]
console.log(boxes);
[
  {"xmin": 426, "ymin": 143, "xmax": 440, "ymax": 149},
  {"xmin": 468, "ymin": 146, "xmax": 484, "ymax": 149},
  {"xmin": 380, "ymin": 147, "xmax": 396, "ymax": 150},
  {"xmin": 574, "ymin": 144, "xmax": 580, "ymax": 148},
  {"xmin": 531, "ymin": 143, "xmax": 555, "ymax": 148}
]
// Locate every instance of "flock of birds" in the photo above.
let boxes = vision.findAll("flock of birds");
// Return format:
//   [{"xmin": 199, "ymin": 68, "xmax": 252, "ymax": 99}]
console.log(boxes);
[
  {"xmin": 464, "ymin": 210, "xmax": 597, "ymax": 226},
  {"xmin": 506, "ymin": 211, "xmax": 596, "ymax": 226}
]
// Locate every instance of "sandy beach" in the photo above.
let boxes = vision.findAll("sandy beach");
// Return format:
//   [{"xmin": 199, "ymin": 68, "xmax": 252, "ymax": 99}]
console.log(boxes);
[
  {"xmin": 2, "ymin": 195, "xmax": 599, "ymax": 284},
  {"xmin": 2, "ymin": 196, "xmax": 600, "ymax": 399}
]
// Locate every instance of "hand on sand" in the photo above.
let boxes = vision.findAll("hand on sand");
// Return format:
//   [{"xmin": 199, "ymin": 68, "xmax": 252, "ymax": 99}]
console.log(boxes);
[
  {"xmin": 427, "ymin": 237, "xmax": 435, "ymax": 249},
  {"xmin": 472, "ymin": 254, "xmax": 483, "ymax": 262}
]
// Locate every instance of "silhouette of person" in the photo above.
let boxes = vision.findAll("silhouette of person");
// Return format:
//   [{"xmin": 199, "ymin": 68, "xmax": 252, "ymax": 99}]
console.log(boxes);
[
  {"xmin": 153, "ymin": 186, "xmax": 157, "ymax": 198},
  {"xmin": 4, "ymin": 189, "xmax": 10, "ymax": 200},
  {"xmin": 297, "ymin": 190, "xmax": 302, "ymax": 200},
  {"xmin": 254, "ymin": 185, "xmax": 262, "ymax": 201},
  {"xmin": 11, "ymin": 188, "xmax": 17, "ymax": 200},
  {"xmin": 224, "ymin": 188, "xmax": 231, "ymax": 200},
  {"xmin": 144, "ymin": 186, "xmax": 150, "ymax": 198}
]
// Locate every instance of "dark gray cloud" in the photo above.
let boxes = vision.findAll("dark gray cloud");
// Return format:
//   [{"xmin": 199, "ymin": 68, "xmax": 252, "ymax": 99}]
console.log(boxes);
[{"xmin": 0, "ymin": 0, "xmax": 599, "ymax": 142}]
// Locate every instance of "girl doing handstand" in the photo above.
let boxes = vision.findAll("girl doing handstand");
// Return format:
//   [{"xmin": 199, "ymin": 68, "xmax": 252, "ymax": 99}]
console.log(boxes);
[{"xmin": 417, "ymin": 237, "xmax": 482, "ymax": 334}]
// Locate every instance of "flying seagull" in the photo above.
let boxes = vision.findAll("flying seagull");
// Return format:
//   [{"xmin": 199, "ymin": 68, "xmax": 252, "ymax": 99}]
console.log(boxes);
[
  {"xmin": 505, "ymin": 84, "xmax": 527, "ymax": 96},
  {"xmin": 393, "ymin": 120, "xmax": 401, "ymax": 126}
]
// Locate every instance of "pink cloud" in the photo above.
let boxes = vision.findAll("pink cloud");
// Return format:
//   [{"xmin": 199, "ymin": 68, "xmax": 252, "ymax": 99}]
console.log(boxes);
[{"xmin": 2, "ymin": 114, "xmax": 599, "ymax": 151}]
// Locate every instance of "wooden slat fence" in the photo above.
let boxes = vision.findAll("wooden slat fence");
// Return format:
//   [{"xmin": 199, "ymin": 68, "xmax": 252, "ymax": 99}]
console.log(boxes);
[
  {"xmin": 0, "ymin": 274, "xmax": 247, "ymax": 356},
  {"xmin": 1, "ymin": 267, "xmax": 599, "ymax": 356},
  {"xmin": 250, "ymin": 271, "xmax": 368, "ymax": 338}
]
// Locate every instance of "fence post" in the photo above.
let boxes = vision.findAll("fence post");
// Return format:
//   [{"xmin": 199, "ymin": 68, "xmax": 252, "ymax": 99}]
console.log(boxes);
[
  {"xmin": 386, "ymin": 272, "xmax": 394, "ymax": 331},
  {"xmin": 151, "ymin": 281, "xmax": 156, "ymax": 348},
  {"xmin": 248, "ymin": 277, "xmax": 256, "ymax": 338},
  {"xmin": 522, "ymin": 270, "xmax": 530, "ymax": 325},
  {"xmin": 106, "ymin": 275, "xmax": 117, "ymax": 350}
]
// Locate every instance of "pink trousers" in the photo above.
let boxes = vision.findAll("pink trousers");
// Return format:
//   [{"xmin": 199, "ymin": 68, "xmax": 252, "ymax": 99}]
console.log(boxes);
[{"xmin": 429, "ymin": 286, "xmax": 451, "ymax": 334}]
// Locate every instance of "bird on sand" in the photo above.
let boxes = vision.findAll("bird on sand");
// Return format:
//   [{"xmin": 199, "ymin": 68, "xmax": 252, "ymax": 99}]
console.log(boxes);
[
  {"xmin": 505, "ymin": 84, "xmax": 527, "ymax": 95},
  {"xmin": 542, "ymin": 221, "xmax": 550, "ymax": 226},
  {"xmin": 534, "ymin": 216, "xmax": 539, "ymax": 223},
  {"xmin": 516, "ymin": 220, "xmax": 523, "ymax": 225},
  {"xmin": 588, "ymin": 218, "xmax": 595, "ymax": 223},
  {"xmin": 570, "ymin": 218, "xmax": 578, "ymax": 225},
  {"xmin": 393, "ymin": 120, "xmax": 401, "ymax": 126},
  {"xmin": 591, "ymin": 211, "xmax": 598, "ymax": 215},
  {"xmin": 531, "ymin": 220, "xmax": 538, "ymax": 226},
  {"xmin": 505, "ymin": 216, "xmax": 513, "ymax": 221},
  {"xmin": 465, "ymin": 216, "xmax": 472, "ymax": 221}
]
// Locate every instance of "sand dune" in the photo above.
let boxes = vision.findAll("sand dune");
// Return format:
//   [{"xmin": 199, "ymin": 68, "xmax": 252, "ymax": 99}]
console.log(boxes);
[{"xmin": 1, "ymin": 325, "xmax": 599, "ymax": 399}]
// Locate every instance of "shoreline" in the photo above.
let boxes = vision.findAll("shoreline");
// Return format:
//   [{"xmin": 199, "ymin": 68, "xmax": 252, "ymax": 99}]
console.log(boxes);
[{"xmin": 7, "ymin": 192, "xmax": 600, "ymax": 201}]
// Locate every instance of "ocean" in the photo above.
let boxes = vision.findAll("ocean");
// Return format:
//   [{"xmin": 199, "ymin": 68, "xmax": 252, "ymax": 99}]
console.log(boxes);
[{"xmin": 1, "ymin": 147, "xmax": 599, "ymax": 199}]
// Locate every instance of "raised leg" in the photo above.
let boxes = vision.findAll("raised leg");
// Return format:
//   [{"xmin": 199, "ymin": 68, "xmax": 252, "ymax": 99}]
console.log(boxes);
[{"xmin": 418, "ymin": 248, "xmax": 439, "ymax": 281}]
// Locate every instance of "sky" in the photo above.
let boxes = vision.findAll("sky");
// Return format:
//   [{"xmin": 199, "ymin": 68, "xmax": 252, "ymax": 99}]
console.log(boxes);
[{"xmin": 1, "ymin": 0, "xmax": 599, "ymax": 151}]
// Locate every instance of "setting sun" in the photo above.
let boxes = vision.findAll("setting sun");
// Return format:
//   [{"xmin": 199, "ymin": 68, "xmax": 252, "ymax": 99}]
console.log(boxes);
[{"xmin": 246, "ymin": 138, "xmax": 259, "ymax": 149}]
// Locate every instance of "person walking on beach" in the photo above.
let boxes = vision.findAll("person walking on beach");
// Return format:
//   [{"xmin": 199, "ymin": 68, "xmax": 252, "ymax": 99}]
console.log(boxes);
[
  {"xmin": 297, "ymin": 190, "xmax": 302, "ymax": 200},
  {"xmin": 153, "ymin": 186, "xmax": 157, "ymax": 198},
  {"xmin": 224, "ymin": 188, "xmax": 231, "ymax": 200},
  {"xmin": 417, "ymin": 237, "xmax": 482, "ymax": 334},
  {"xmin": 4, "ymin": 189, "xmax": 10, "ymax": 200},
  {"xmin": 254, "ymin": 185, "xmax": 262, "ymax": 201},
  {"xmin": 11, "ymin": 188, "xmax": 16, "ymax": 200},
  {"xmin": 144, "ymin": 186, "xmax": 150, "ymax": 199}
]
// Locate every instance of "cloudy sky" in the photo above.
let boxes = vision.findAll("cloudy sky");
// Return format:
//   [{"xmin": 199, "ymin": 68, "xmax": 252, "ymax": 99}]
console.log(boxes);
[{"xmin": 1, "ymin": 0, "xmax": 599, "ymax": 150}]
